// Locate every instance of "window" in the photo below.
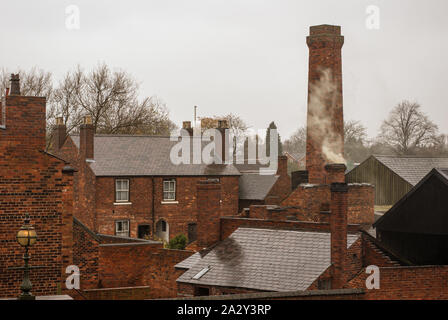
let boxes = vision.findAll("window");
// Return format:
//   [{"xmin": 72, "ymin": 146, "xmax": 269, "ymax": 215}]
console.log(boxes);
[
  {"xmin": 163, "ymin": 179, "xmax": 176, "ymax": 201},
  {"xmin": 195, "ymin": 287, "xmax": 210, "ymax": 296},
  {"xmin": 115, "ymin": 220, "xmax": 130, "ymax": 237},
  {"xmin": 115, "ymin": 179, "xmax": 129, "ymax": 202},
  {"xmin": 161, "ymin": 220, "xmax": 167, "ymax": 232},
  {"xmin": 317, "ymin": 279, "xmax": 332, "ymax": 290}
]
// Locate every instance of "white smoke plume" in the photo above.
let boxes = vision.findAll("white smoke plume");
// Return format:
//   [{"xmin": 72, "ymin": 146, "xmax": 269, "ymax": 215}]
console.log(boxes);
[{"xmin": 307, "ymin": 68, "xmax": 345, "ymax": 164}]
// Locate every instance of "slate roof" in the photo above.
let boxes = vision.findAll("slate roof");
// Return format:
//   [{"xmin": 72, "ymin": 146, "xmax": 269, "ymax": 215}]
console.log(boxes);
[
  {"xmin": 176, "ymin": 227, "xmax": 360, "ymax": 292},
  {"xmin": 374, "ymin": 155, "xmax": 448, "ymax": 186},
  {"xmin": 238, "ymin": 174, "xmax": 279, "ymax": 200},
  {"xmin": 71, "ymin": 135, "xmax": 240, "ymax": 176}
]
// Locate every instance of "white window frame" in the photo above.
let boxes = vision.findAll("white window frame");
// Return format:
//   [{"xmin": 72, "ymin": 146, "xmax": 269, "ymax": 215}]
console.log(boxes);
[
  {"xmin": 163, "ymin": 178, "xmax": 176, "ymax": 201},
  {"xmin": 115, "ymin": 179, "xmax": 129, "ymax": 202},
  {"xmin": 115, "ymin": 220, "xmax": 130, "ymax": 237}
]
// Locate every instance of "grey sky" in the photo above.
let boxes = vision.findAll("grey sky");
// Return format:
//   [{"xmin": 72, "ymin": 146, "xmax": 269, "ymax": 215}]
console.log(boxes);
[{"xmin": 1, "ymin": 0, "xmax": 447, "ymax": 140}]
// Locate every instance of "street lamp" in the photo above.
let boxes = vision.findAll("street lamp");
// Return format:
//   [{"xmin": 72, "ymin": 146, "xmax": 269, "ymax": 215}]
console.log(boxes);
[{"xmin": 16, "ymin": 213, "xmax": 37, "ymax": 300}]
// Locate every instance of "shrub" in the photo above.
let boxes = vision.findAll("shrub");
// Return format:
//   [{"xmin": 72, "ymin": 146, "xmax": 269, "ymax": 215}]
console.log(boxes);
[{"xmin": 167, "ymin": 234, "xmax": 187, "ymax": 250}]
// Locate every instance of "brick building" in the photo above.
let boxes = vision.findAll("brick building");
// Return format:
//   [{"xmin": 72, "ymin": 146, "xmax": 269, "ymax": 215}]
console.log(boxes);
[
  {"xmin": 0, "ymin": 75, "xmax": 75, "ymax": 298},
  {"xmin": 53, "ymin": 119, "xmax": 290, "ymax": 244}
]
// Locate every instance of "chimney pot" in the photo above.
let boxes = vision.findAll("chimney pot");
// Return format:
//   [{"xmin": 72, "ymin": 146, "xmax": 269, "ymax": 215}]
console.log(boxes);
[
  {"xmin": 9, "ymin": 74, "xmax": 20, "ymax": 95},
  {"xmin": 325, "ymin": 163, "xmax": 346, "ymax": 184},
  {"xmin": 84, "ymin": 115, "xmax": 93, "ymax": 125}
]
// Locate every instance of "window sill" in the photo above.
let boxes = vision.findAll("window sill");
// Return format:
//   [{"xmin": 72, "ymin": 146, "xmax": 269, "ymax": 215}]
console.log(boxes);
[
  {"xmin": 114, "ymin": 202, "xmax": 132, "ymax": 206},
  {"xmin": 161, "ymin": 200, "xmax": 179, "ymax": 205}
]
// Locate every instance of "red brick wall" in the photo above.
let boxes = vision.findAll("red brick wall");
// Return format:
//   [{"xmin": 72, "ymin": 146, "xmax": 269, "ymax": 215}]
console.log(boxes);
[
  {"xmin": 197, "ymin": 180, "xmax": 221, "ymax": 248},
  {"xmin": 306, "ymin": 25, "xmax": 344, "ymax": 184},
  {"xmin": 349, "ymin": 265, "xmax": 448, "ymax": 300},
  {"xmin": 83, "ymin": 286, "xmax": 151, "ymax": 300},
  {"xmin": 98, "ymin": 243, "xmax": 194, "ymax": 298},
  {"xmin": 73, "ymin": 218, "xmax": 100, "ymax": 290},
  {"xmin": 0, "ymin": 95, "xmax": 74, "ymax": 298},
  {"xmin": 95, "ymin": 175, "xmax": 239, "ymax": 240},
  {"xmin": 280, "ymin": 183, "xmax": 373, "ymax": 225}
]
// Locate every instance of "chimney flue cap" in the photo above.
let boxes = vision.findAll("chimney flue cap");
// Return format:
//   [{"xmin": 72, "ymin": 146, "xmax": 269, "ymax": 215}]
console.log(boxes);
[
  {"xmin": 84, "ymin": 115, "xmax": 93, "ymax": 125},
  {"xmin": 56, "ymin": 117, "xmax": 64, "ymax": 125}
]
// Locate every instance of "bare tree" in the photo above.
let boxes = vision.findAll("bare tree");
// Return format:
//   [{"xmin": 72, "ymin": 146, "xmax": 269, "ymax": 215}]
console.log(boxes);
[
  {"xmin": 344, "ymin": 120, "xmax": 367, "ymax": 144},
  {"xmin": 378, "ymin": 100, "xmax": 440, "ymax": 155},
  {"xmin": 283, "ymin": 126, "xmax": 306, "ymax": 158}
]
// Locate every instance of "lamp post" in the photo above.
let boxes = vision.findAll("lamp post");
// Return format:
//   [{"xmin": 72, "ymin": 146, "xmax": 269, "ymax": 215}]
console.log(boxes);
[{"xmin": 16, "ymin": 213, "xmax": 37, "ymax": 300}]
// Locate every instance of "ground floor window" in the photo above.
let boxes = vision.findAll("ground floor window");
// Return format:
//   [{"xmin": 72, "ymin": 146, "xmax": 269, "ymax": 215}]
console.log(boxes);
[
  {"xmin": 195, "ymin": 286, "xmax": 210, "ymax": 296},
  {"xmin": 115, "ymin": 220, "xmax": 130, "ymax": 237},
  {"xmin": 138, "ymin": 224, "xmax": 151, "ymax": 239}
]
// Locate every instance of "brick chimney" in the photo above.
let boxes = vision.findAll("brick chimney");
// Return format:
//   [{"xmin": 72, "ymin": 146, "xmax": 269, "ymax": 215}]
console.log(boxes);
[
  {"xmin": 0, "ymin": 75, "xmax": 46, "ymax": 151},
  {"xmin": 54, "ymin": 117, "xmax": 67, "ymax": 151},
  {"xmin": 325, "ymin": 163, "xmax": 346, "ymax": 184},
  {"xmin": 215, "ymin": 119, "xmax": 229, "ymax": 164},
  {"xmin": 196, "ymin": 179, "xmax": 221, "ymax": 248},
  {"xmin": 276, "ymin": 155, "xmax": 288, "ymax": 176},
  {"xmin": 329, "ymin": 181, "xmax": 349, "ymax": 289},
  {"xmin": 306, "ymin": 25, "xmax": 344, "ymax": 184},
  {"xmin": 182, "ymin": 121, "xmax": 193, "ymax": 137},
  {"xmin": 80, "ymin": 115, "xmax": 94, "ymax": 160},
  {"xmin": 10, "ymin": 74, "xmax": 20, "ymax": 95}
]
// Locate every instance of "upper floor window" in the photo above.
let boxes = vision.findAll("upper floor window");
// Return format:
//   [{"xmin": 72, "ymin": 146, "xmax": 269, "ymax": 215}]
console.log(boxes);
[
  {"xmin": 163, "ymin": 178, "xmax": 176, "ymax": 201},
  {"xmin": 115, "ymin": 220, "xmax": 130, "ymax": 237},
  {"xmin": 115, "ymin": 179, "xmax": 129, "ymax": 202}
]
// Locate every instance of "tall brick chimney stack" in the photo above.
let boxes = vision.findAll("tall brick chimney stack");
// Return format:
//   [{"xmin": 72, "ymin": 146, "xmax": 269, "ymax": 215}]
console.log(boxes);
[
  {"xmin": 10, "ymin": 74, "xmax": 20, "ymax": 95},
  {"xmin": 216, "ymin": 119, "xmax": 229, "ymax": 164},
  {"xmin": 306, "ymin": 25, "xmax": 344, "ymax": 184},
  {"xmin": 325, "ymin": 163, "xmax": 346, "ymax": 184},
  {"xmin": 80, "ymin": 115, "xmax": 94, "ymax": 160},
  {"xmin": 182, "ymin": 121, "xmax": 193, "ymax": 137},
  {"xmin": 196, "ymin": 179, "xmax": 221, "ymax": 249},
  {"xmin": 54, "ymin": 117, "xmax": 67, "ymax": 151},
  {"xmin": 329, "ymin": 176, "xmax": 349, "ymax": 289}
]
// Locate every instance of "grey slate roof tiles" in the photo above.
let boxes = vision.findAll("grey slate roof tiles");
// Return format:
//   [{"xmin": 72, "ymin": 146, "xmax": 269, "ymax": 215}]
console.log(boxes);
[
  {"xmin": 176, "ymin": 227, "xmax": 360, "ymax": 292},
  {"xmin": 238, "ymin": 174, "xmax": 279, "ymax": 200},
  {"xmin": 71, "ymin": 135, "xmax": 241, "ymax": 176},
  {"xmin": 375, "ymin": 155, "xmax": 448, "ymax": 186}
]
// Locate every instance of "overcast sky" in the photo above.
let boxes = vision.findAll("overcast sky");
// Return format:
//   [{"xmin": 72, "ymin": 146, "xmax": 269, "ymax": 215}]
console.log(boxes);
[{"xmin": 1, "ymin": 0, "xmax": 447, "ymax": 139}]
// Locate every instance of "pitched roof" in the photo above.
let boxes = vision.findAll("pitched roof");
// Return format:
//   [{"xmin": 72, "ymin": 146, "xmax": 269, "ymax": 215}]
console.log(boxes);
[
  {"xmin": 71, "ymin": 135, "xmax": 240, "ymax": 176},
  {"xmin": 374, "ymin": 167, "xmax": 448, "ymax": 232},
  {"xmin": 373, "ymin": 155, "xmax": 448, "ymax": 186},
  {"xmin": 238, "ymin": 174, "xmax": 278, "ymax": 200},
  {"xmin": 176, "ymin": 227, "xmax": 360, "ymax": 292}
]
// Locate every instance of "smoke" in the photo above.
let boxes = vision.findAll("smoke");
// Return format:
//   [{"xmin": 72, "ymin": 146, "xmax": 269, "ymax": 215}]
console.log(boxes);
[{"xmin": 307, "ymin": 68, "xmax": 345, "ymax": 164}]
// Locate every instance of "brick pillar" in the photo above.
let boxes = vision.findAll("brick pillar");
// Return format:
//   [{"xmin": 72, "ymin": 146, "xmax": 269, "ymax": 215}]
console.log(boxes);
[
  {"xmin": 306, "ymin": 25, "xmax": 344, "ymax": 184},
  {"xmin": 330, "ymin": 182, "xmax": 348, "ymax": 289},
  {"xmin": 54, "ymin": 117, "xmax": 67, "ymax": 151},
  {"xmin": 80, "ymin": 115, "xmax": 94, "ymax": 160},
  {"xmin": 196, "ymin": 179, "xmax": 221, "ymax": 248},
  {"xmin": 10, "ymin": 73, "xmax": 20, "ymax": 95},
  {"xmin": 215, "ymin": 120, "xmax": 229, "ymax": 164},
  {"xmin": 276, "ymin": 155, "xmax": 288, "ymax": 176},
  {"xmin": 325, "ymin": 163, "xmax": 346, "ymax": 184}
]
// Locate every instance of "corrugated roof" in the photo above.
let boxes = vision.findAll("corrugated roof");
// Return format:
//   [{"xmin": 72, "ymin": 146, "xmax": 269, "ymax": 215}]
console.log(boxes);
[
  {"xmin": 71, "ymin": 135, "xmax": 240, "ymax": 176},
  {"xmin": 374, "ymin": 155, "xmax": 448, "ymax": 186},
  {"xmin": 176, "ymin": 227, "xmax": 360, "ymax": 292},
  {"xmin": 238, "ymin": 174, "xmax": 278, "ymax": 200}
]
